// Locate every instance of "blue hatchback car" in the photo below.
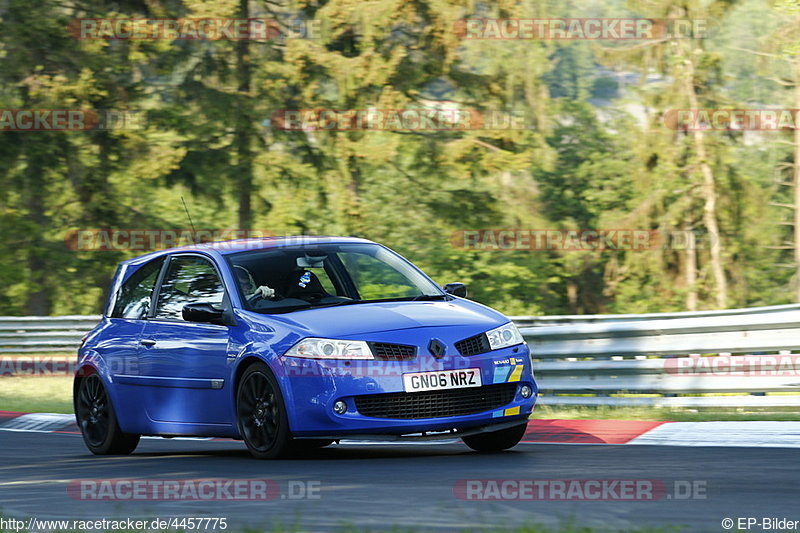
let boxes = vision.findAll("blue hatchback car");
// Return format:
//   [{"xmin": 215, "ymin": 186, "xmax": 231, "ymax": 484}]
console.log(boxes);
[{"xmin": 74, "ymin": 237, "xmax": 537, "ymax": 458}]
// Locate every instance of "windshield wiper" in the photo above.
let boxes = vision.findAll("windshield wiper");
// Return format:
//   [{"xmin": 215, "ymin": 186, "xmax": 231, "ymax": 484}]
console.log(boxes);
[
  {"xmin": 346, "ymin": 294, "xmax": 449, "ymax": 303},
  {"xmin": 305, "ymin": 299, "xmax": 367, "ymax": 310},
  {"xmin": 276, "ymin": 294, "xmax": 450, "ymax": 313},
  {"xmin": 305, "ymin": 295, "xmax": 449, "ymax": 309},
  {"xmin": 410, "ymin": 294, "xmax": 450, "ymax": 301}
]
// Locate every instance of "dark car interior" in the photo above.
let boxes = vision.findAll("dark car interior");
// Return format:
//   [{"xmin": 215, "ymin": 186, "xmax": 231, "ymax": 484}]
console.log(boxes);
[{"xmin": 230, "ymin": 249, "xmax": 355, "ymax": 312}]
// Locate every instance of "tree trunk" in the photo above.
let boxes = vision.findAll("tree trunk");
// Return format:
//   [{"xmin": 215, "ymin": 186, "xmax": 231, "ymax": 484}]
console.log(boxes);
[
  {"xmin": 683, "ymin": 55, "xmax": 728, "ymax": 309},
  {"xmin": 235, "ymin": 0, "xmax": 253, "ymax": 231},
  {"xmin": 793, "ymin": 58, "xmax": 800, "ymax": 302},
  {"xmin": 685, "ymin": 228, "xmax": 698, "ymax": 311},
  {"xmin": 24, "ymin": 156, "xmax": 51, "ymax": 315},
  {"xmin": 566, "ymin": 280, "xmax": 578, "ymax": 314}
]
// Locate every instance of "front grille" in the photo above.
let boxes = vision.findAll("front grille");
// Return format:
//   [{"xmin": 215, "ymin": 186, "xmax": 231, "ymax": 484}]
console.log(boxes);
[
  {"xmin": 455, "ymin": 333, "xmax": 491, "ymax": 356},
  {"xmin": 369, "ymin": 342, "xmax": 417, "ymax": 361},
  {"xmin": 354, "ymin": 383, "xmax": 517, "ymax": 419}
]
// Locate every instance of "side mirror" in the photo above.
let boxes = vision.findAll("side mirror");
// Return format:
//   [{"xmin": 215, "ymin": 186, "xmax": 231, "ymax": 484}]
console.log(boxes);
[
  {"xmin": 443, "ymin": 282, "xmax": 468, "ymax": 298},
  {"xmin": 182, "ymin": 302, "xmax": 224, "ymax": 324}
]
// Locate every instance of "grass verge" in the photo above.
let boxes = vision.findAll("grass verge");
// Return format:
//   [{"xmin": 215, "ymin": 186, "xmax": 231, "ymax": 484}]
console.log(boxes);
[
  {"xmin": 3, "ymin": 375, "xmax": 800, "ymax": 423},
  {"xmin": 0, "ymin": 376, "xmax": 73, "ymax": 414}
]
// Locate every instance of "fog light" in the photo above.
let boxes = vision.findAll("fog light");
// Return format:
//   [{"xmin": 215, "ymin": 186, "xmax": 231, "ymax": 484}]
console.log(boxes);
[
  {"xmin": 333, "ymin": 400, "xmax": 347, "ymax": 414},
  {"xmin": 520, "ymin": 385, "xmax": 533, "ymax": 398}
]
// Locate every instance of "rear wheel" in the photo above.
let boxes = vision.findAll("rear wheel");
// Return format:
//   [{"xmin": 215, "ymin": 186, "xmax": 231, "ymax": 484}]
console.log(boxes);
[
  {"xmin": 462, "ymin": 422, "xmax": 527, "ymax": 453},
  {"xmin": 237, "ymin": 363, "xmax": 292, "ymax": 459},
  {"xmin": 75, "ymin": 374, "xmax": 140, "ymax": 455}
]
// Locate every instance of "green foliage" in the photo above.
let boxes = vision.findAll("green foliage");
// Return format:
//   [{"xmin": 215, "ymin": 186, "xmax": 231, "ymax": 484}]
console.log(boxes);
[{"xmin": 0, "ymin": 0, "xmax": 797, "ymax": 315}]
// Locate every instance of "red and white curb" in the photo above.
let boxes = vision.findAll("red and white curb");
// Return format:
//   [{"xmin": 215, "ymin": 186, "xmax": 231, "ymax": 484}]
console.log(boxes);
[
  {"xmin": 626, "ymin": 421, "xmax": 800, "ymax": 448},
  {"xmin": 0, "ymin": 412, "xmax": 77, "ymax": 432},
  {"xmin": 2, "ymin": 412, "xmax": 800, "ymax": 447},
  {"xmin": 0, "ymin": 413, "xmax": 213, "ymax": 441},
  {"xmin": 522, "ymin": 419, "xmax": 800, "ymax": 448},
  {"xmin": 521, "ymin": 419, "xmax": 666, "ymax": 445}
]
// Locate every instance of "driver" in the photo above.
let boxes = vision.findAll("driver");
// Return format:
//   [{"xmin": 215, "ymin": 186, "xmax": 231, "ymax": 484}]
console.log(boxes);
[{"xmin": 234, "ymin": 265, "xmax": 276, "ymax": 301}]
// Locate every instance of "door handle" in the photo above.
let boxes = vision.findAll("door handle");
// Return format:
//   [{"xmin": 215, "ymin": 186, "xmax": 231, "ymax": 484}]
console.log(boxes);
[{"xmin": 140, "ymin": 339, "xmax": 156, "ymax": 347}]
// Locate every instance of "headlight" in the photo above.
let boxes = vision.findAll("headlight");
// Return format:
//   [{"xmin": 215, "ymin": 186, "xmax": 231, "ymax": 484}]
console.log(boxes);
[
  {"xmin": 485, "ymin": 322, "xmax": 524, "ymax": 350},
  {"xmin": 284, "ymin": 337, "xmax": 374, "ymax": 360}
]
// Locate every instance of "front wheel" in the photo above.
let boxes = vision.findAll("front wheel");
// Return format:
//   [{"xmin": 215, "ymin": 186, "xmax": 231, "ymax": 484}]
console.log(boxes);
[
  {"xmin": 237, "ymin": 363, "xmax": 292, "ymax": 459},
  {"xmin": 75, "ymin": 374, "xmax": 140, "ymax": 455},
  {"xmin": 462, "ymin": 422, "xmax": 527, "ymax": 453}
]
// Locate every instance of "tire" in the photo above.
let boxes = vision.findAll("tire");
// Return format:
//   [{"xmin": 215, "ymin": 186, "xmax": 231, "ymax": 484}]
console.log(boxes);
[
  {"xmin": 236, "ymin": 363, "xmax": 293, "ymax": 459},
  {"xmin": 75, "ymin": 374, "xmax": 140, "ymax": 455},
  {"xmin": 462, "ymin": 422, "xmax": 527, "ymax": 453}
]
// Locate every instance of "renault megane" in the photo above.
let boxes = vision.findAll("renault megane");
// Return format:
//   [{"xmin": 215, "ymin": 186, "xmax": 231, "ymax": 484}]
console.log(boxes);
[{"xmin": 74, "ymin": 237, "xmax": 537, "ymax": 458}]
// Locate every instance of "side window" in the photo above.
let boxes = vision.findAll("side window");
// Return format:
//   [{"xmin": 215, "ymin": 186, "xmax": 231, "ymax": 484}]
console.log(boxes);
[
  {"xmin": 154, "ymin": 256, "xmax": 225, "ymax": 320},
  {"xmin": 111, "ymin": 258, "xmax": 164, "ymax": 319}
]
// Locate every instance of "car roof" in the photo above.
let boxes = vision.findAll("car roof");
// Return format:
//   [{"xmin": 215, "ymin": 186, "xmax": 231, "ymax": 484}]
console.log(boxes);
[{"xmin": 119, "ymin": 236, "xmax": 376, "ymax": 266}]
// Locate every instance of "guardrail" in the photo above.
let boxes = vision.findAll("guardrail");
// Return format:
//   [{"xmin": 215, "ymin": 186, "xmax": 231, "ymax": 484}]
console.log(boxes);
[
  {"xmin": 509, "ymin": 303, "xmax": 800, "ymax": 327},
  {"xmin": 0, "ymin": 316, "xmax": 100, "ymax": 353},
  {"xmin": 514, "ymin": 304, "xmax": 800, "ymax": 407},
  {"xmin": 2, "ymin": 306, "xmax": 800, "ymax": 407}
]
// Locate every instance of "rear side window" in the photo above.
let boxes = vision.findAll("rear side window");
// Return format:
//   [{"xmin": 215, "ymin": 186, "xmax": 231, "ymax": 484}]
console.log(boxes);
[
  {"xmin": 111, "ymin": 257, "xmax": 165, "ymax": 319},
  {"xmin": 154, "ymin": 255, "xmax": 225, "ymax": 320}
]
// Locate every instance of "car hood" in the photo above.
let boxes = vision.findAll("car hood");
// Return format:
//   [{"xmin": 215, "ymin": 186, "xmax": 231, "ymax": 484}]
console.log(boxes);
[{"xmin": 249, "ymin": 299, "xmax": 508, "ymax": 338}]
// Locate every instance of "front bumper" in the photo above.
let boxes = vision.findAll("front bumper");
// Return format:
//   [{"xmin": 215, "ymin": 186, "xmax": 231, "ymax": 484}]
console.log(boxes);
[
  {"xmin": 293, "ymin": 417, "xmax": 531, "ymax": 441},
  {"xmin": 276, "ymin": 343, "xmax": 538, "ymax": 437}
]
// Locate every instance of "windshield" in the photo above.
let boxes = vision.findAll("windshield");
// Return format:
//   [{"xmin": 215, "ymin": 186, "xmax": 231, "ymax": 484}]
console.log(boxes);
[{"xmin": 226, "ymin": 243, "xmax": 445, "ymax": 313}]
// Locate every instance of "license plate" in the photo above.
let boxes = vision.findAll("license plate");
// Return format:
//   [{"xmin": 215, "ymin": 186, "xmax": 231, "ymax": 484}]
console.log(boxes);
[{"xmin": 402, "ymin": 368, "xmax": 482, "ymax": 393}]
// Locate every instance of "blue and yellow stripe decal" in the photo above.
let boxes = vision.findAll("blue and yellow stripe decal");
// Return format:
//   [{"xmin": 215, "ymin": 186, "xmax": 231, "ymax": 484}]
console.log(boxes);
[{"xmin": 491, "ymin": 362, "xmax": 525, "ymax": 417}]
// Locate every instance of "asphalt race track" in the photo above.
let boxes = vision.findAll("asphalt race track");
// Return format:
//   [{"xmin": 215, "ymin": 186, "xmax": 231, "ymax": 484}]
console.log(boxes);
[{"xmin": 1, "ymin": 430, "xmax": 799, "ymax": 532}]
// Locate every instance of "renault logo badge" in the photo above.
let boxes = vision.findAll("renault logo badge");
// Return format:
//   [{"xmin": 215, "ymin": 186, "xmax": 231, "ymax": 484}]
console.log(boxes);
[{"xmin": 428, "ymin": 338, "xmax": 446, "ymax": 359}]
